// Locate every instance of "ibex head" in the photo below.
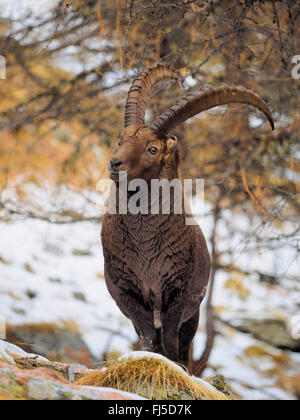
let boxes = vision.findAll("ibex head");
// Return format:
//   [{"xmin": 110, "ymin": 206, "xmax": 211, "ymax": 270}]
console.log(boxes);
[{"xmin": 109, "ymin": 64, "xmax": 274, "ymax": 183}]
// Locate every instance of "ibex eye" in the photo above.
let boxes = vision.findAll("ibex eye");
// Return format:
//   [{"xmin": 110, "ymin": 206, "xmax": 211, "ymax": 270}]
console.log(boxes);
[{"xmin": 148, "ymin": 147, "xmax": 158, "ymax": 155}]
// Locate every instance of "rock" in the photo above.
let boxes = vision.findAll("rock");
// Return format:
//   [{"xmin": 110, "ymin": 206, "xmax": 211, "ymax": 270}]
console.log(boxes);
[
  {"xmin": 25, "ymin": 377, "xmax": 140, "ymax": 400},
  {"xmin": 0, "ymin": 368, "xmax": 27, "ymax": 399},
  {"xmin": 49, "ymin": 277, "xmax": 62, "ymax": 284},
  {"xmin": 14, "ymin": 358, "xmax": 82, "ymax": 382},
  {"xmin": 25, "ymin": 290, "xmax": 37, "ymax": 300},
  {"xmin": 207, "ymin": 375, "xmax": 232, "ymax": 397},
  {"xmin": 0, "ymin": 339, "xmax": 47, "ymax": 365},
  {"xmin": 231, "ymin": 318, "xmax": 300, "ymax": 352},
  {"xmin": 24, "ymin": 263, "xmax": 35, "ymax": 274},
  {"xmin": 44, "ymin": 244, "xmax": 64, "ymax": 257},
  {"xmin": 72, "ymin": 249, "xmax": 92, "ymax": 257},
  {"xmin": 73, "ymin": 292, "xmax": 87, "ymax": 302},
  {"xmin": 0, "ymin": 342, "xmax": 230, "ymax": 401},
  {"xmin": 0, "ymin": 255, "xmax": 10, "ymax": 265},
  {"xmin": 6, "ymin": 323, "xmax": 99, "ymax": 367},
  {"xmin": 0, "ymin": 340, "xmax": 144, "ymax": 400},
  {"xmin": 0, "ymin": 361, "xmax": 142, "ymax": 400},
  {"xmin": 11, "ymin": 308, "xmax": 26, "ymax": 316}
]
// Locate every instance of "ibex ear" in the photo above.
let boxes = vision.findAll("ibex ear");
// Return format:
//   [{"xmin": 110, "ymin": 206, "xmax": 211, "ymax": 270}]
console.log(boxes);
[{"xmin": 166, "ymin": 136, "xmax": 177, "ymax": 152}]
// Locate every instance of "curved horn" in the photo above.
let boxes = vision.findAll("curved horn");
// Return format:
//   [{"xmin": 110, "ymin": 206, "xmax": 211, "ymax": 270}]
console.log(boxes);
[
  {"xmin": 125, "ymin": 64, "xmax": 180, "ymax": 128},
  {"xmin": 149, "ymin": 85, "xmax": 274, "ymax": 138}
]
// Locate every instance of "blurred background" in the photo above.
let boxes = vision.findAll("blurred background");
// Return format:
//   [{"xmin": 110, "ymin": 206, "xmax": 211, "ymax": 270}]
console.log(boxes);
[{"xmin": 0, "ymin": 0, "xmax": 299, "ymax": 400}]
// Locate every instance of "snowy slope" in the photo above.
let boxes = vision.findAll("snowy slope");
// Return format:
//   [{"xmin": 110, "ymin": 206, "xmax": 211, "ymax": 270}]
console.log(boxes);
[{"xmin": 0, "ymin": 218, "xmax": 137, "ymax": 358}]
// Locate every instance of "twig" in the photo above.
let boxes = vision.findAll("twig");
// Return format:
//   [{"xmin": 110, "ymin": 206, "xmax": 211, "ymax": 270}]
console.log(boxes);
[{"xmin": 196, "ymin": 187, "xmax": 223, "ymax": 377}]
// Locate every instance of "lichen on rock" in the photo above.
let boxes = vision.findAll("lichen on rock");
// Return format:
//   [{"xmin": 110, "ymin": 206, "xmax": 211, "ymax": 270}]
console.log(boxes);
[{"xmin": 0, "ymin": 341, "xmax": 231, "ymax": 400}]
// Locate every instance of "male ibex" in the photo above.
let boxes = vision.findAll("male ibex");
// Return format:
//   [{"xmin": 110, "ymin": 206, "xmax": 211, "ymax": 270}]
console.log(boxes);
[{"xmin": 101, "ymin": 64, "xmax": 274, "ymax": 368}]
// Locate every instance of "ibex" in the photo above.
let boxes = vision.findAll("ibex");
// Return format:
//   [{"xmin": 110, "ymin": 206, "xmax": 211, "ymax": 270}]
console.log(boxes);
[{"xmin": 101, "ymin": 64, "xmax": 274, "ymax": 369}]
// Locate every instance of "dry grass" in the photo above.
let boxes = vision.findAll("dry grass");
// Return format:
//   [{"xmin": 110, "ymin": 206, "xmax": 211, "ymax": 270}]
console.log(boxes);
[
  {"xmin": 77, "ymin": 356, "xmax": 230, "ymax": 400},
  {"xmin": 244, "ymin": 345, "xmax": 291, "ymax": 365},
  {"xmin": 7, "ymin": 322, "xmax": 61, "ymax": 336}
]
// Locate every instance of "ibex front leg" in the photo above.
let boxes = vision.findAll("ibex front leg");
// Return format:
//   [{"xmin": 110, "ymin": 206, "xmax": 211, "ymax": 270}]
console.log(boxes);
[
  {"xmin": 115, "ymin": 291, "xmax": 162, "ymax": 354},
  {"xmin": 161, "ymin": 305, "xmax": 183, "ymax": 363},
  {"xmin": 178, "ymin": 311, "xmax": 200, "ymax": 370}
]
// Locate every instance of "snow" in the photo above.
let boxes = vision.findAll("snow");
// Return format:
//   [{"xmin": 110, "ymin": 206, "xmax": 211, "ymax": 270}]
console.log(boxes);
[
  {"xmin": 83, "ymin": 386, "xmax": 147, "ymax": 401},
  {"xmin": 0, "ymin": 339, "xmax": 48, "ymax": 365},
  {"xmin": 119, "ymin": 351, "xmax": 188, "ymax": 375},
  {"xmin": 0, "ymin": 217, "xmax": 136, "ymax": 359},
  {"xmin": 193, "ymin": 328, "xmax": 298, "ymax": 401},
  {"xmin": 0, "ymin": 0, "xmax": 55, "ymax": 19}
]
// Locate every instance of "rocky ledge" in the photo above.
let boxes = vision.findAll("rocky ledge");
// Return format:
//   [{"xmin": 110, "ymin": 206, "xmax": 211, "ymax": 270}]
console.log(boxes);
[{"xmin": 0, "ymin": 340, "xmax": 230, "ymax": 401}]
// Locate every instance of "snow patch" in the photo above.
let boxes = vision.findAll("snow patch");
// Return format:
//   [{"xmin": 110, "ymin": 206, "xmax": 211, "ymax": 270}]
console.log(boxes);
[
  {"xmin": 0, "ymin": 339, "xmax": 48, "ymax": 365},
  {"xmin": 83, "ymin": 386, "xmax": 147, "ymax": 400}
]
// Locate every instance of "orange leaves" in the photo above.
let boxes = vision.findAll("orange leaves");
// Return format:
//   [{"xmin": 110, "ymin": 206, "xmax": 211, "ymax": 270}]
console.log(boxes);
[
  {"xmin": 97, "ymin": 3, "xmax": 104, "ymax": 42},
  {"xmin": 116, "ymin": 4, "xmax": 124, "ymax": 70},
  {"xmin": 241, "ymin": 169, "xmax": 269, "ymax": 217},
  {"xmin": 290, "ymin": 156, "xmax": 300, "ymax": 193},
  {"xmin": 190, "ymin": 3, "xmax": 197, "ymax": 13},
  {"xmin": 255, "ymin": 175, "xmax": 269, "ymax": 204}
]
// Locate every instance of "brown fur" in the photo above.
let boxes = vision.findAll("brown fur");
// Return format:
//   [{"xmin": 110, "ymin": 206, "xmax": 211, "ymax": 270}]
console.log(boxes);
[
  {"xmin": 101, "ymin": 63, "xmax": 273, "ymax": 369},
  {"xmin": 101, "ymin": 125, "xmax": 211, "ymax": 369}
]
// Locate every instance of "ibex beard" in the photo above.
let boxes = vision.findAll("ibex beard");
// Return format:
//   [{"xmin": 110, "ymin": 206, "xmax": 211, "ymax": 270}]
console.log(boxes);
[{"xmin": 101, "ymin": 64, "xmax": 274, "ymax": 370}]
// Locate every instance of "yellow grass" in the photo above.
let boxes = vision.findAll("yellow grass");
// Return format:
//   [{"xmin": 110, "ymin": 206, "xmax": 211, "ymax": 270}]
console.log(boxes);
[{"xmin": 77, "ymin": 357, "xmax": 230, "ymax": 400}]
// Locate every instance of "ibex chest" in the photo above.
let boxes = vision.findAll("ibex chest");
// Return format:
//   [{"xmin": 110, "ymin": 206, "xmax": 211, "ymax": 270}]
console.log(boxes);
[{"xmin": 102, "ymin": 213, "xmax": 192, "ymax": 290}]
